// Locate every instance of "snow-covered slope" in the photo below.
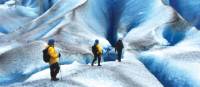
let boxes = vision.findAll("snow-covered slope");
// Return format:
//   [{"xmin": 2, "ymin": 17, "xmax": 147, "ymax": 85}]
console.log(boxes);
[{"xmin": 6, "ymin": 61, "xmax": 163, "ymax": 87}]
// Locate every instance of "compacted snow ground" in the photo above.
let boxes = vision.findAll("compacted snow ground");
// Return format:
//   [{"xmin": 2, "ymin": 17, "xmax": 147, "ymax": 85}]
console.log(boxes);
[{"xmin": 4, "ymin": 60, "xmax": 163, "ymax": 87}]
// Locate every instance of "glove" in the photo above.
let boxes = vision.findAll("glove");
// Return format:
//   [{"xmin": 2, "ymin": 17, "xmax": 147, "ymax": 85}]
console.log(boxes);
[{"xmin": 59, "ymin": 53, "xmax": 61, "ymax": 57}]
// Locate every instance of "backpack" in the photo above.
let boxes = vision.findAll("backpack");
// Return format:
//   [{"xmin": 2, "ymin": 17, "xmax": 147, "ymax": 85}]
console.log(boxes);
[
  {"xmin": 43, "ymin": 47, "xmax": 50, "ymax": 63},
  {"xmin": 92, "ymin": 45, "xmax": 97, "ymax": 55},
  {"xmin": 115, "ymin": 41, "xmax": 124, "ymax": 50}
]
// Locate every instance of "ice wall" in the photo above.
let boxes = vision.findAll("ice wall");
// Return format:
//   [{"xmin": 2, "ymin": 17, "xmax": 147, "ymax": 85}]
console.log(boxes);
[{"xmin": 169, "ymin": 0, "xmax": 200, "ymax": 29}]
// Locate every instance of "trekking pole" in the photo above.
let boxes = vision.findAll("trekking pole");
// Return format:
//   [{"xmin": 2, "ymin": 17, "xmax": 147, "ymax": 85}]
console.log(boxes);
[
  {"xmin": 59, "ymin": 65, "xmax": 63, "ymax": 80},
  {"xmin": 59, "ymin": 55, "xmax": 63, "ymax": 80}
]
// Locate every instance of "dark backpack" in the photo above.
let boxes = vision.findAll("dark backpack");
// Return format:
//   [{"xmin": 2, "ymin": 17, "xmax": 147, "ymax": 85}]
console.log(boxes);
[
  {"xmin": 92, "ymin": 45, "xmax": 97, "ymax": 55},
  {"xmin": 43, "ymin": 47, "xmax": 50, "ymax": 63},
  {"xmin": 115, "ymin": 41, "xmax": 124, "ymax": 50}
]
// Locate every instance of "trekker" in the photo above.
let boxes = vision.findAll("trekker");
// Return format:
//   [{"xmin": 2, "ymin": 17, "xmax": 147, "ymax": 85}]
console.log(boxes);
[
  {"xmin": 47, "ymin": 39, "xmax": 61, "ymax": 81},
  {"xmin": 115, "ymin": 39, "xmax": 124, "ymax": 62},
  {"xmin": 91, "ymin": 40, "xmax": 103, "ymax": 66}
]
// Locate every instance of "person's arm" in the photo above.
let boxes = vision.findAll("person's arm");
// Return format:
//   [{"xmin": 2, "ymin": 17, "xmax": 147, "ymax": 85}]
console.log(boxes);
[
  {"xmin": 48, "ymin": 47, "xmax": 59, "ymax": 58},
  {"xmin": 59, "ymin": 53, "xmax": 61, "ymax": 57},
  {"xmin": 122, "ymin": 42, "xmax": 124, "ymax": 48}
]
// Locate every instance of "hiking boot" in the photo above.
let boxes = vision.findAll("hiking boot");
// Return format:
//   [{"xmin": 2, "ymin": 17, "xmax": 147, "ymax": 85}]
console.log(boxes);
[
  {"xmin": 98, "ymin": 65, "xmax": 102, "ymax": 66},
  {"xmin": 51, "ymin": 78, "xmax": 59, "ymax": 81}
]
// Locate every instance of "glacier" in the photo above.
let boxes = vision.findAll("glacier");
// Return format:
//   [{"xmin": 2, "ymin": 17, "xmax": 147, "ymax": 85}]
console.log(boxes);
[
  {"xmin": 169, "ymin": 0, "xmax": 200, "ymax": 29},
  {"xmin": 0, "ymin": 0, "xmax": 200, "ymax": 87}
]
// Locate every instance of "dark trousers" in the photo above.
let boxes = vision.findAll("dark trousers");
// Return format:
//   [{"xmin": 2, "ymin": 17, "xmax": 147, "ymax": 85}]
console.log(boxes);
[
  {"xmin": 117, "ymin": 50, "xmax": 122, "ymax": 62},
  {"xmin": 50, "ymin": 62, "xmax": 60, "ymax": 79},
  {"xmin": 92, "ymin": 55, "xmax": 101, "ymax": 66}
]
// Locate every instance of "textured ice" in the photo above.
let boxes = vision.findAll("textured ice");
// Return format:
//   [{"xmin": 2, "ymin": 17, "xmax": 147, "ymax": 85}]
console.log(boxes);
[
  {"xmin": 169, "ymin": 0, "xmax": 200, "ymax": 29},
  {"xmin": 139, "ymin": 27, "xmax": 200, "ymax": 87}
]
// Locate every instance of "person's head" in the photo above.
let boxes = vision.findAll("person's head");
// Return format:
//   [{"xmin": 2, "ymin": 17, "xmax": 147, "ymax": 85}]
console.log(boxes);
[
  {"xmin": 119, "ymin": 38, "xmax": 123, "ymax": 42},
  {"xmin": 94, "ymin": 39, "xmax": 99, "ymax": 45},
  {"xmin": 48, "ymin": 39, "xmax": 55, "ymax": 46}
]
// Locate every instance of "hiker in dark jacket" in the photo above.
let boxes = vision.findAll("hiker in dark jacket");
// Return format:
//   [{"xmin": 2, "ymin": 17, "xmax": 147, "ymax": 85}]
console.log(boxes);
[
  {"xmin": 91, "ymin": 40, "xmax": 103, "ymax": 66},
  {"xmin": 115, "ymin": 39, "xmax": 124, "ymax": 62}
]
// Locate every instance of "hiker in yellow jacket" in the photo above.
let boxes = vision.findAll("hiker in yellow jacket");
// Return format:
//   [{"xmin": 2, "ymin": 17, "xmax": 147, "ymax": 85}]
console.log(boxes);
[
  {"xmin": 47, "ymin": 39, "xmax": 61, "ymax": 81},
  {"xmin": 91, "ymin": 39, "xmax": 103, "ymax": 66}
]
